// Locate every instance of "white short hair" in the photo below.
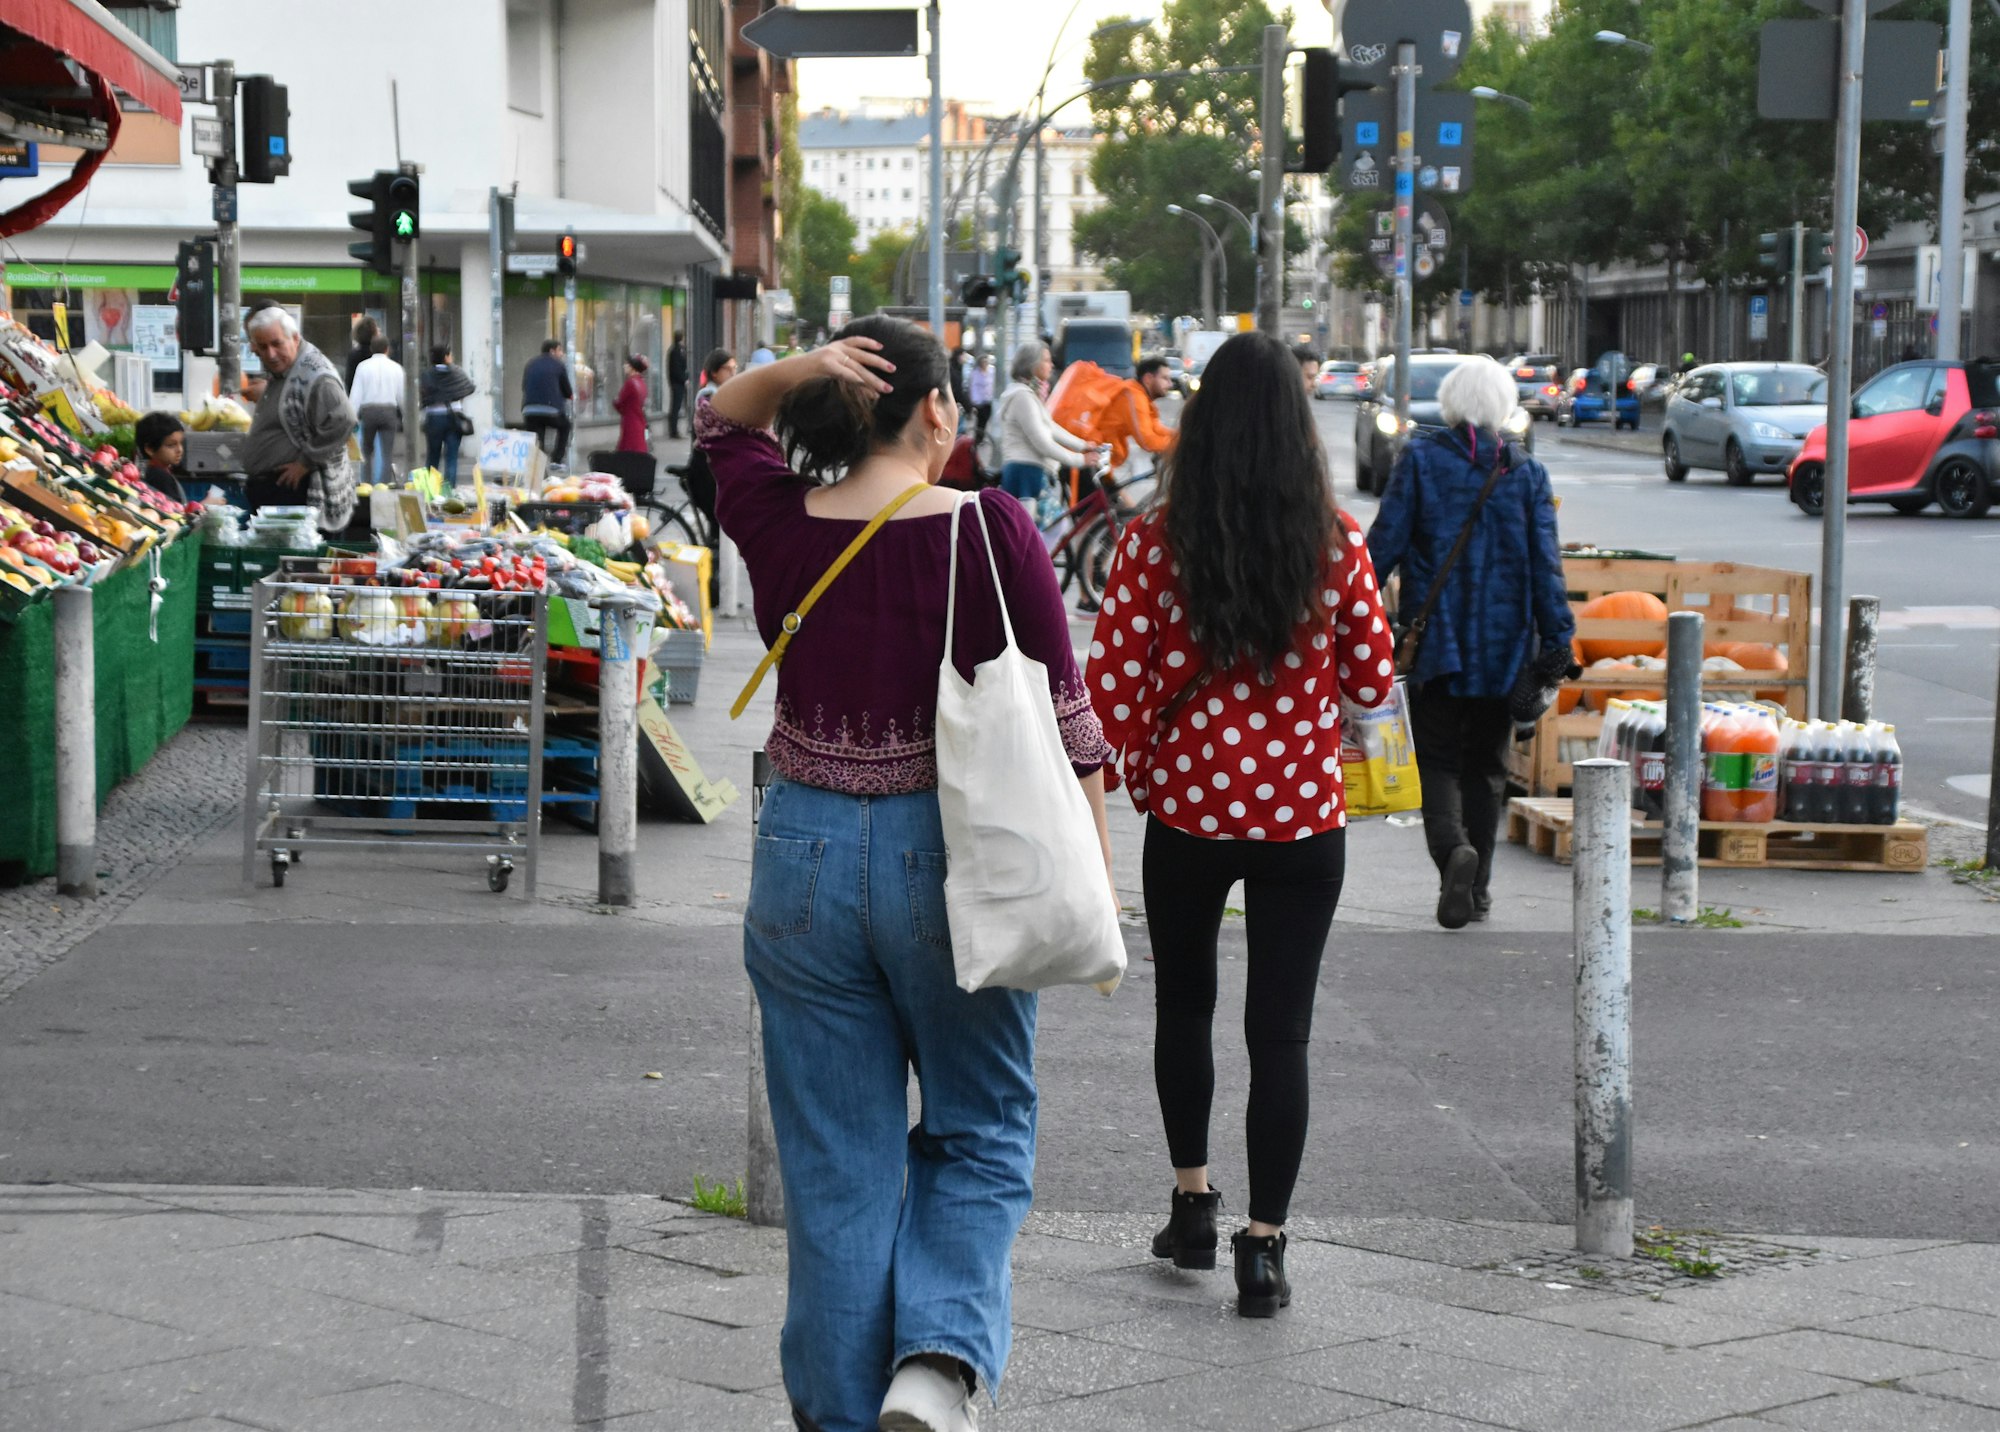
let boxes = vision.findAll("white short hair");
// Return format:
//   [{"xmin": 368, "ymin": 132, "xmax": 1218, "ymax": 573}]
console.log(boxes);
[
  {"xmin": 1437, "ymin": 355, "xmax": 1518, "ymax": 431},
  {"xmin": 245, "ymin": 306, "xmax": 299, "ymax": 338}
]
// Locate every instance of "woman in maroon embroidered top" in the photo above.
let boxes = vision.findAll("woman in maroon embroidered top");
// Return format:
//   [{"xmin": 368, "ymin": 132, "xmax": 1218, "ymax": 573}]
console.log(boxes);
[
  {"xmin": 703, "ymin": 317, "xmax": 1113, "ymax": 1432},
  {"xmin": 1087, "ymin": 330, "xmax": 1391, "ymax": 1319}
]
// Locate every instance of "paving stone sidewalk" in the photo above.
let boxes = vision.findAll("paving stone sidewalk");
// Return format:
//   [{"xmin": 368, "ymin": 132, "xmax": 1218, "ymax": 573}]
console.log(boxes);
[{"xmin": 6, "ymin": 1184, "xmax": 1998, "ymax": 1432}]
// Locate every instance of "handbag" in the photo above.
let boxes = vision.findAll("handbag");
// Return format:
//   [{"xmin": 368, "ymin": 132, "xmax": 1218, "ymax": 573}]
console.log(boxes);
[
  {"xmin": 453, "ymin": 411, "xmax": 476, "ymax": 437},
  {"xmin": 936, "ymin": 493, "xmax": 1126, "ymax": 995},
  {"xmin": 1393, "ymin": 440, "xmax": 1517, "ymax": 677},
  {"xmin": 730, "ymin": 483, "xmax": 930, "ymax": 719}
]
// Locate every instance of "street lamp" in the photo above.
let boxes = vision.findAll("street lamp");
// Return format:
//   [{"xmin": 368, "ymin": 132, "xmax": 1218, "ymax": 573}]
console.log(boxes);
[
  {"xmin": 1166, "ymin": 204, "xmax": 1228, "ymax": 325},
  {"xmin": 1594, "ymin": 30, "xmax": 1655, "ymax": 54},
  {"xmin": 1469, "ymin": 85, "xmax": 1533, "ymax": 112},
  {"xmin": 1195, "ymin": 194, "xmax": 1257, "ymax": 321}
]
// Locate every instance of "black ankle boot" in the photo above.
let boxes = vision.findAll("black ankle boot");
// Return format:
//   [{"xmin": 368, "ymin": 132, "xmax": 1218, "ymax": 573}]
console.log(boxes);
[
  {"xmin": 1150, "ymin": 1187, "xmax": 1222, "ymax": 1270},
  {"xmin": 1232, "ymin": 1229, "xmax": 1291, "ymax": 1317}
]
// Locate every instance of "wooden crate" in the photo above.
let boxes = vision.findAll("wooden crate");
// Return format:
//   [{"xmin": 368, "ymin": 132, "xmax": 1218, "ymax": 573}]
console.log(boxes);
[
  {"xmin": 1507, "ymin": 557, "xmax": 1813, "ymax": 797},
  {"xmin": 1506, "ymin": 797, "xmax": 1928, "ymax": 873}
]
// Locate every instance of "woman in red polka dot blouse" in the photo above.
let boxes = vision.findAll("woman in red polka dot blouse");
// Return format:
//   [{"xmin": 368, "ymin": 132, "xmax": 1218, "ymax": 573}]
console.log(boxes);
[{"xmin": 1085, "ymin": 331, "xmax": 1391, "ymax": 1319}]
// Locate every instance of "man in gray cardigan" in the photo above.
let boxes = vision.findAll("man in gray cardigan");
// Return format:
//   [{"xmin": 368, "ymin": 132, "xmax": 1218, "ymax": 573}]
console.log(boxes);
[{"xmin": 241, "ymin": 305, "xmax": 358, "ymax": 532}]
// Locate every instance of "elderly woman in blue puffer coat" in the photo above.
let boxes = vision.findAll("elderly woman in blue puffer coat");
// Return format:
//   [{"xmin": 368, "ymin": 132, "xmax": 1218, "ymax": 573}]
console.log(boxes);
[{"xmin": 1367, "ymin": 355, "xmax": 1575, "ymax": 930}]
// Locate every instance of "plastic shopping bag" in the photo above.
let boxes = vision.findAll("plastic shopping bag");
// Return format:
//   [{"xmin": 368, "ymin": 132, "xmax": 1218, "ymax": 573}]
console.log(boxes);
[{"xmin": 1340, "ymin": 680, "xmax": 1423, "ymax": 818}]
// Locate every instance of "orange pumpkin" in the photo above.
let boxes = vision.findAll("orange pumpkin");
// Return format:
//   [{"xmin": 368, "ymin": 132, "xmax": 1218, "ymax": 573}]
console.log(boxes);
[
  {"xmin": 1583, "ymin": 659, "xmax": 1656, "ymax": 712},
  {"xmin": 1715, "ymin": 642, "xmax": 1788, "ymax": 702},
  {"xmin": 1576, "ymin": 591, "xmax": 1670, "ymax": 663}
]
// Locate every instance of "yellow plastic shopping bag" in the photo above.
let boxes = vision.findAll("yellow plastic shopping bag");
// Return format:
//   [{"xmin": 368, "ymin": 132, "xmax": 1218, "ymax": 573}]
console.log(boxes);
[{"xmin": 1340, "ymin": 680, "xmax": 1423, "ymax": 817}]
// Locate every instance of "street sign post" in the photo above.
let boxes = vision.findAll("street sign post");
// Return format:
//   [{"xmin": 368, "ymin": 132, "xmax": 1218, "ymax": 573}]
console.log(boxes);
[
  {"xmin": 1757, "ymin": 20, "xmax": 1942, "ymax": 122},
  {"xmin": 1336, "ymin": 0, "xmax": 1472, "ymax": 85},
  {"xmin": 191, "ymin": 116, "xmax": 225, "ymax": 159},
  {"xmin": 1749, "ymin": 294, "xmax": 1769, "ymax": 342},
  {"xmin": 175, "ymin": 65, "xmax": 210, "ymax": 104}
]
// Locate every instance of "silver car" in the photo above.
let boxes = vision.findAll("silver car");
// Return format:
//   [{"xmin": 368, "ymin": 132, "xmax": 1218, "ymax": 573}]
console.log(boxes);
[{"xmin": 1661, "ymin": 363, "xmax": 1828, "ymax": 485}]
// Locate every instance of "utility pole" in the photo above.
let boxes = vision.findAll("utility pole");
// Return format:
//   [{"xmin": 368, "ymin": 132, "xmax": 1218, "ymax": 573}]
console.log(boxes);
[
  {"xmin": 212, "ymin": 62, "xmax": 242, "ymax": 393},
  {"xmin": 1257, "ymin": 25, "xmax": 1286, "ymax": 333},
  {"xmin": 399, "ymin": 161, "xmax": 421, "ymax": 476},
  {"xmin": 1818, "ymin": 0, "xmax": 1866, "ymax": 720},
  {"xmin": 1936, "ymin": 0, "xmax": 1971, "ymax": 359},
  {"xmin": 489, "ymin": 188, "xmax": 508, "ymax": 432},
  {"xmin": 1393, "ymin": 40, "xmax": 1418, "ymax": 426},
  {"xmin": 926, "ymin": 0, "xmax": 945, "ymax": 334},
  {"xmin": 1033, "ymin": 119, "xmax": 1046, "ymax": 329}
]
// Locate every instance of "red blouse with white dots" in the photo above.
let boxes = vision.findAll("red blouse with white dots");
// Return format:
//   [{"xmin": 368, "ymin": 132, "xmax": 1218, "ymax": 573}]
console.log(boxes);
[{"xmin": 1085, "ymin": 509, "xmax": 1393, "ymax": 842}]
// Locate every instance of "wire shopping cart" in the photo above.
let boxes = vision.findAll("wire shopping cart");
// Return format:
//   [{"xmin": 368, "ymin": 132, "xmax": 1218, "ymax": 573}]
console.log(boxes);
[{"xmin": 241, "ymin": 563, "xmax": 548, "ymax": 895}]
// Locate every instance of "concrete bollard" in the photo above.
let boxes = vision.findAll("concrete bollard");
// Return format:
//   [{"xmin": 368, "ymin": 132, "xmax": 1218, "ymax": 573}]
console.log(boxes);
[
  {"xmin": 1661, "ymin": 612, "xmax": 1703, "ymax": 925},
  {"xmin": 53, "ymin": 586, "xmax": 98, "ymax": 898},
  {"xmin": 1572, "ymin": 758, "xmax": 1634, "ymax": 1258},
  {"xmin": 1842, "ymin": 595, "xmax": 1880, "ymax": 724},
  {"xmin": 589, "ymin": 592, "xmax": 641, "ymax": 907},
  {"xmin": 746, "ymin": 750, "xmax": 784, "ymax": 1227}
]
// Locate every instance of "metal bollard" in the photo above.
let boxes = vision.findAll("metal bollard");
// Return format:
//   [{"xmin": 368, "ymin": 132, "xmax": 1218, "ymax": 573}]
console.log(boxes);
[
  {"xmin": 1661, "ymin": 612, "xmax": 1703, "ymax": 925},
  {"xmin": 1572, "ymin": 758, "xmax": 1634, "ymax": 1258},
  {"xmin": 718, "ymin": 534, "xmax": 743, "ymax": 617},
  {"xmin": 745, "ymin": 750, "xmax": 784, "ymax": 1227},
  {"xmin": 1842, "ymin": 594, "xmax": 1880, "ymax": 724},
  {"xmin": 589, "ymin": 593, "xmax": 641, "ymax": 907},
  {"xmin": 53, "ymin": 586, "xmax": 98, "ymax": 898}
]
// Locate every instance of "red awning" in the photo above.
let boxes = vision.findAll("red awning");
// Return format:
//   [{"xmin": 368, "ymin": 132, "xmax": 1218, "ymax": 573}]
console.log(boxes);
[{"xmin": 4, "ymin": 0, "xmax": 184, "ymax": 124}]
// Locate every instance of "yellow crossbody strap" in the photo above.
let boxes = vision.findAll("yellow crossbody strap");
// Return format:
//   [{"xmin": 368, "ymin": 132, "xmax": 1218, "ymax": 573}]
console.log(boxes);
[{"xmin": 730, "ymin": 484, "xmax": 932, "ymax": 720}]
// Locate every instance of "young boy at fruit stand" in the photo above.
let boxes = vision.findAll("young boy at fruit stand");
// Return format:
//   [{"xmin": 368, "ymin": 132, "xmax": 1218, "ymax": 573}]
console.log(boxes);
[{"xmin": 134, "ymin": 412, "xmax": 187, "ymax": 505}]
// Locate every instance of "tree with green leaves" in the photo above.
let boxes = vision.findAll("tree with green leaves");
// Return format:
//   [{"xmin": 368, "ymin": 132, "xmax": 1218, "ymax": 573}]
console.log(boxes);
[
  {"xmin": 1070, "ymin": 0, "xmax": 1304, "ymax": 322},
  {"xmin": 789, "ymin": 188, "xmax": 858, "ymax": 332}
]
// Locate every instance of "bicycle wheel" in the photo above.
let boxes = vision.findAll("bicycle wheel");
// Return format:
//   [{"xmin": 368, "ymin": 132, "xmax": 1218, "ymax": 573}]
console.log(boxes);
[
  {"xmin": 638, "ymin": 499, "xmax": 703, "ymax": 552},
  {"xmin": 1073, "ymin": 516, "xmax": 1120, "ymax": 608}
]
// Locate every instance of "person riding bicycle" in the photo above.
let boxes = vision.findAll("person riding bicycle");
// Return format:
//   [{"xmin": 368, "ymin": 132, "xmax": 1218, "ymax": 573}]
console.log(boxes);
[
  {"xmin": 1094, "ymin": 355, "xmax": 1176, "ymax": 485},
  {"xmin": 994, "ymin": 341, "xmax": 1102, "ymax": 512}
]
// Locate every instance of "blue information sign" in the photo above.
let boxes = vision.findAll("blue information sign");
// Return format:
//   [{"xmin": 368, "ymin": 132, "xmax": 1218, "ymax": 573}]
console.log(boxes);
[
  {"xmin": 1438, "ymin": 122, "xmax": 1463, "ymax": 147},
  {"xmin": 1395, "ymin": 172, "xmax": 1413, "ymax": 196},
  {"xmin": 1355, "ymin": 121, "xmax": 1380, "ymax": 146}
]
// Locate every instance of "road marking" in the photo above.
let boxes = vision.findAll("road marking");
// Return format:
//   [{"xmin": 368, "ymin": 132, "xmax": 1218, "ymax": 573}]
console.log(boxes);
[
  {"xmin": 1927, "ymin": 716, "xmax": 1992, "ymax": 723},
  {"xmin": 1947, "ymin": 774, "xmax": 1991, "ymax": 799}
]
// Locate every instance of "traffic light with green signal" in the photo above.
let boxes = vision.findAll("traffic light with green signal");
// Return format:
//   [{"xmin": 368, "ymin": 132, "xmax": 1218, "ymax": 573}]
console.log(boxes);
[
  {"xmin": 995, "ymin": 246, "xmax": 1029, "ymax": 302},
  {"xmin": 348, "ymin": 169, "xmax": 420, "ymax": 275}
]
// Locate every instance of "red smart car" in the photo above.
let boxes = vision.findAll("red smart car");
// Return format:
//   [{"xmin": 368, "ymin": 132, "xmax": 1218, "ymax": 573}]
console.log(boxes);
[{"xmin": 1789, "ymin": 359, "xmax": 2000, "ymax": 518}]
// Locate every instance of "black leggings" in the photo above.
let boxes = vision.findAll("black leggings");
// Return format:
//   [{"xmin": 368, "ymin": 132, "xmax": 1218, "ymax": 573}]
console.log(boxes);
[{"xmin": 1143, "ymin": 816, "xmax": 1346, "ymax": 1227}]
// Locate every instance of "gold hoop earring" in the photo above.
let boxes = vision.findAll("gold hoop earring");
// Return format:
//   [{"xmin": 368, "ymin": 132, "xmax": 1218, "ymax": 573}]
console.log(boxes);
[{"xmin": 934, "ymin": 429, "xmax": 948, "ymax": 446}]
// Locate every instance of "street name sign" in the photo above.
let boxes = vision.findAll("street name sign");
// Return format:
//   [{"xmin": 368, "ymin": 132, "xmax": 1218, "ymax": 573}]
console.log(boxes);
[
  {"xmin": 740, "ymin": 8, "xmax": 919, "ymax": 59},
  {"xmin": 507, "ymin": 254, "xmax": 562, "ymax": 276},
  {"xmin": 175, "ymin": 65, "xmax": 209, "ymax": 104},
  {"xmin": 1337, "ymin": 0, "xmax": 1473, "ymax": 86},
  {"xmin": 190, "ymin": 115, "xmax": 225, "ymax": 158}
]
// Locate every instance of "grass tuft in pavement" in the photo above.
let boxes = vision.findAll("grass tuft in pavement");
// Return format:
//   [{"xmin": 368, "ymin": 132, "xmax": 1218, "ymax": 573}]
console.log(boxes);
[{"xmin": 691, "ymin": 1174, "xmax": 748, "ymax": 1219}]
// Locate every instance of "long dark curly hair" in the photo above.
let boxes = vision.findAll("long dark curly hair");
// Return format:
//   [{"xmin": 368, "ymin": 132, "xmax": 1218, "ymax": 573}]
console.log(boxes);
[{"xmin": 1160, "ymin": 330, "xmax": 1342, "ymax": 677}]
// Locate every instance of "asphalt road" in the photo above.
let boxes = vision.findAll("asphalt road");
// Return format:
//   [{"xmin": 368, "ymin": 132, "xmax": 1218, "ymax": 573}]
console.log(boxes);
[
  {"xmin": 1281, "ymin": 394, "xmax": 1999, "ymax": 826},
  {"xmin": 4, "ymin": 913, "xmax": 1995, "ymax": 1239}
]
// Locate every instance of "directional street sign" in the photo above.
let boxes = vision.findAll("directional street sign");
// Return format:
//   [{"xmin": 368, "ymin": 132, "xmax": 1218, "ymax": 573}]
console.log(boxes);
[
  {"xmin": 740, "ymin": 7, "xmax": 918, "ymax": 59},
  {"xmin": 1337, "ymin": 0, "xmax": 1473, "ymax": 86},
  {"xmin": 1341, "ymin": 89, "xmax": 1474, "ymax": 194},
  {"xmin": 507, "ymin": 254, "xmax": 561, "ymax": 276},
  {"xmin": 175, "ymin": 65, "xmax": 210, "ymax": 104}
]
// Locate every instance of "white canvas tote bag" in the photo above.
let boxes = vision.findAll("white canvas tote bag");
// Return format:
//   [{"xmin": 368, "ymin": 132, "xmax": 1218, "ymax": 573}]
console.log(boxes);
[{"xmin": 935, "ymin": 493, "xmax": 1126, "ymax": 995}]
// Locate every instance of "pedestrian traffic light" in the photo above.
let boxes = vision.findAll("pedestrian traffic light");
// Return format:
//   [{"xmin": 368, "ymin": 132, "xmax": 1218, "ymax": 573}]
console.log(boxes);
[
  {"xmin": 1757, "ymin": 231, "xmax": 1791, "ymax": 279},
  {"xmin": 994, "ymin": 246, "xmax": 1028, "ymax": 302},
  {"xmin": 959, "ymin": 273, "xmax": 997, "ymax": 307},
  {"xmin": 1806, "ymin": 229, "xmax": 1834, "ymax": 268},
  {"xmin": 348, "ymin": 170, "xmax": 395, "ymax": 275},
  {"xmin": 173, "ymin": 238, "xmax": 216, "ymax": 353},
  {"xmin": 557, "ymin": 233, "xmax": 578, "ymax": 277},
  {"xmin": 387, "ymin": 172, "xmax": 420, "ymax": 242},
  {"xmin": 238, "ymin": 75, "xmax": 290, "ymax": 184}
]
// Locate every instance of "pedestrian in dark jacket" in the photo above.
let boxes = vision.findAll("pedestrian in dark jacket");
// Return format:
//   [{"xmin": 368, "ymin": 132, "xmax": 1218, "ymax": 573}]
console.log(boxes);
[
  {"xmin": 343, "ymin": 317, "xmax": 377, "ymax": 392},
  {"xmin": 521, "ymin": 340, "xmax": 573, "ymax": 465},
  {"xmin": 1367, "ymin": 356, "xmax": 1574, "ymax": 929},
  {"xmin": 419, "ymin": 345, "xmax": 477, "ymax": 482},
  {"xmin": 667, "ymin": 337, "xmax": 689, "ymax": 438}
]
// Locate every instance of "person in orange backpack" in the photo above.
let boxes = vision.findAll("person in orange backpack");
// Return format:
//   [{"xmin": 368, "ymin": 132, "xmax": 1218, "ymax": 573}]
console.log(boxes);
[{"xmin": 1096, "ymin": 356, "xmax": 1177, "ymax": 480}]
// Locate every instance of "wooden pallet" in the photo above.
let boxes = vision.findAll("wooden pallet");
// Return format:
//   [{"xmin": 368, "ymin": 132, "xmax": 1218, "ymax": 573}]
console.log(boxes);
[{"xmin": 1506, "ymin": 797, "xmax": 1928, "ymax": 873}]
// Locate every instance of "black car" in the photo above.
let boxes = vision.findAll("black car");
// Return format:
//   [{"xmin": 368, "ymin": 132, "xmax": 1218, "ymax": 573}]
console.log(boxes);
[{"xmin": 1352, "ymin": 355, "xmax": 1536, "ymax": 495}]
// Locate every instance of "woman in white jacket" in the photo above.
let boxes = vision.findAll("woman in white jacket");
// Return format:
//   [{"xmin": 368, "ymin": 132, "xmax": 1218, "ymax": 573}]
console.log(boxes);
[{"xmin": 994, "ymin": 342, "xmax": 1101, "ymax": 508}]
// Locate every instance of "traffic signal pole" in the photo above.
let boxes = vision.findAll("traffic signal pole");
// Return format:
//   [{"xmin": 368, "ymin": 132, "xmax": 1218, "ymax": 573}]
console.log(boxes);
[
  {"xmin": 1393, "ymin": 41, "xmax": 1417, "ymax": 429},
  {"xmin": 1818, "ymin": 0, "xmax": 1867, "ymax": 721},
  {"xmin": 1257, "ymin": 25, "xmax": 1286, "ymax": 333},
  {"xmin": 1789, "ymin": 222, "xmax": 1805, "ymax": 364},
  {"xmin": 399, "ymin": 161, "xmax": 421, "ymax": 476},
  {"xmin": 213, "ymin": 61, "xmax": 242, "ymax": 394}
]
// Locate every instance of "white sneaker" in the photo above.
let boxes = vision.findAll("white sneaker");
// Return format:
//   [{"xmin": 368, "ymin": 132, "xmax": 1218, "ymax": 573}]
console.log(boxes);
[{"xmin": 878, "ymin": 1358, "xmax": 979, "ymax": 1432}]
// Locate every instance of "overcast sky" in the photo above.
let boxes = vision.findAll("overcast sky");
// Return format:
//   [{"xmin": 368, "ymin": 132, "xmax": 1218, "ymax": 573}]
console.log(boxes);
[{"xmin": 792, "ymin": 0, "xmax": 1340, "ymax": 115}]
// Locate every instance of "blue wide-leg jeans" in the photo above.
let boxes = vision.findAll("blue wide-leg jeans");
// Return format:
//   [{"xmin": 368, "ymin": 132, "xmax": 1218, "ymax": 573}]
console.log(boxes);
[{"xmin": 744, "ymin": 777, "xmax": 1038, "ymax": 1432}]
